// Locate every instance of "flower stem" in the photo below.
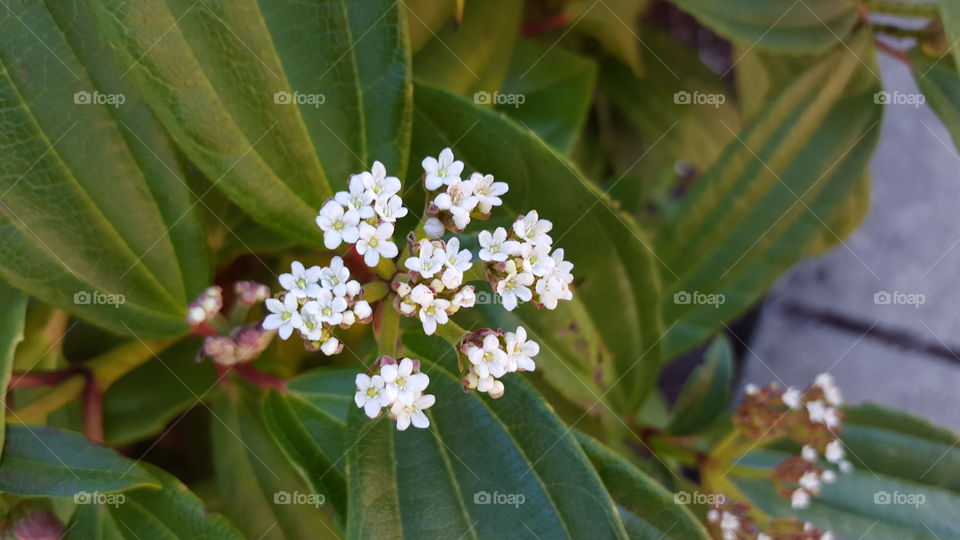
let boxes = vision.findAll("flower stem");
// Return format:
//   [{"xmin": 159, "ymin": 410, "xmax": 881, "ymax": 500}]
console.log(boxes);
[
  {"xmin": 435, "ymin": 320, "xmax": 469, "ymax": 347},
  {"xmin": 864, "ymin": 0, "xmax": 939, "ymax": 18},
  {"xmin": 375, "ymin": 296, "xmax": 401, "ymax": 357},
  {"xmin": 233, "ymin": 363, "xmax": 288, "ymax": 391}
]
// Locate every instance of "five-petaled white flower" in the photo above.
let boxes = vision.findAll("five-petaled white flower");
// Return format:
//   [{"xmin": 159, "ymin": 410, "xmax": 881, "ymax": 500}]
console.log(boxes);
[
  {"xmin": 391, "ymin": 393, "xmax": 436, "ymax": 431},
  {"xmin": 496, "ymin": 264, "xmax": 534, "ymax": 311},
  {"xmin": 278, "ymin": 261, "xmax": 322, "ymax": 298},
  {"xmin": 434, "ymin": 178, "xmax": 478, "ymax": 230},
  {"xmin": 404, "ymin": 241, "xmax": 446, "ymax": 278},
  {"xmin": 519, "ymin": 243, "xmax": 554, "ymax": 277},
  {"xmin": 504, "ymin": 326, "xmax": 538, "ymax": 372},
  {"xmin": 360, "ymin": 161, "xmax": 401, "ymax": 201},
  {"xmin": 441, "ymin": 237, "xmax": 473, "ymax": 289},
  {"xmin": 356, "ymin": 222, "xmax": 399, "ymax": 267},
  {"xmin": 471, "ymin": 172, "xmax": 508, "ymax": 214},
  {"xmin": 417, "ymin": 294, "xmax": 451, "ymax": 335},
  {"xmin": 335, "ymin": 175, "xmax": 376, "ymax": 219},
  {"xmin": 422, "ymin": 147, "xmax": 464, "ymax": 190},
  {"xmin": 262, "ymin": 294, "xmax": 303, "ymax": 340},
  {"xmin": 478, "ymin": 227, "xmax": 520, "ymax": 262},
  {"xmin": 319, "ymin": 256, "xmax": 351, "ymax": 297},
  {"xmin": 467, "ymin": 334, "xmax": 508, "ymax": 379},
  {"xmin": 374, "ymin": 194, "xmax": 408, "ymax": 222},
  {"xmin": 316, "ymin": 200, "xmax": 360, "ymax": 249},
  {"xmin": 513, "ymin": 210, "xmax": 553, "ymax": 246},
  {"xmin": 354, "ymin": 374, "xmax": 389, "ymax": 418},
  {"xmin": 381, "ymin": 358, "xmax": 430, "ymax": 405},
  {"xmin": 304, "ymin": 289, "xmax": 348, "ymax": 326}
]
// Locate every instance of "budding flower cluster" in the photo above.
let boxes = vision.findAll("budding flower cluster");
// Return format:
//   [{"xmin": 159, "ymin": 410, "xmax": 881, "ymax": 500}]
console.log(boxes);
[
  {"xmin": 738, "ymin": 374, "xmax": 851, "ymax": 511},
  {"xmin": 263, "ymin": 258, "xmax": 372, "ymax": 355},
  {"xmin": 316, "ymin": 161, "xmax": 405, "ymax": 266},
  {"xmin": 354, "ymin": 357, "xmax": 435, "ymax": 430},
  {"xmin": 421, "ymin": 148, "xmax": 508, "ymax": 237},
  {"xmin": 459, "ymin": 327, "xmax": 539, "ymax": 399},
  {"xmin": 203, "ymin": 324, "xmax": 273, "ymax": 367},
  {"xmin": 478, "ymin": 212, "xmax": 573, "ymax": 311},
  {"xmin": 706, "ymin": 501, "xmax": 835, "ymax": 540},
  {"xmin": 395, "ymin": 237, "xmax": 476, "ymax": 335},
  {"xmin": 186, "ymin": 285, "xmax": 223, "ymax": 326}
]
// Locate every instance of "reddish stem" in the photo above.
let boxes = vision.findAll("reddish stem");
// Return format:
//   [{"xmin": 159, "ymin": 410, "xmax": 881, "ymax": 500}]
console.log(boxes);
[
  {"xmin": 522, "ymin": 11, "xmax": 569, "ymax": 36},
  {"xmin": 7, "ymin": 369, "xmax": 82, "ymax": 389},
  {"xmin": 83, "ymin": 376, "xmax": 104, "ymax": 444},
  {"xmin": 233, "ymin": 363, "xmax": 288, "ymax": 391}
]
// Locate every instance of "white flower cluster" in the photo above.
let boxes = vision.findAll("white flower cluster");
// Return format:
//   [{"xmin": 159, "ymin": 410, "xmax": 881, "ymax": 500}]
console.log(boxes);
[
  {"xmin": 262, "ymin": 258, "xmax": 372, "ymax": 354},
  {"xmin": 478, "ymin": 211, "xmax": 573, "ymax": 311},
  {"xmin": 186, "ymin": 286, "xmax": 223, "ymax": 326},
  {"xmin": 421, "ymin": 148, "xmax": 508, "ymax": 237},
  {"xmin": 706, "ymin": 510, "xmax": 835, "ymax": 540},
  {"xmin": 354, "ymin": 357, "xmax": 435, "ymax": 430},
  {"xmin": 459, "ymin": 327, "xmax": 539, "ymax": 399},
  {"xmin": 395, "ymin": 237, "xmax": 477, "ymax": 335},
  {"xmin": 316, "ymin": 161, "xmax": 406, "ymax": 266}
]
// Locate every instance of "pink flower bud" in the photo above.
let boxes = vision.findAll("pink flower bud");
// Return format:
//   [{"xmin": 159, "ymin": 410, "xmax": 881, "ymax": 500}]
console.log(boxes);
[{"xmin": 13, "ymin": 512, "xmax": 64, "ymax": 540}]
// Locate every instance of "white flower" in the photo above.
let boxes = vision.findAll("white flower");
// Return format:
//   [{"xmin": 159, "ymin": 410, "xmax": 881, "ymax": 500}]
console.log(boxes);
[
  {"xmin": 720, "ymin": 512, "xmax": 740, "ymax": 536},
  {"xmin": 513, "ymin": 211, "xmax": 553, "ymax": 246},
  {"xmin": 404, "ymin": 241, "xmax": 446, "ymax": 278},
  {"xmin": 801, "ymin": 444, "xmax": 818, "ymax": 462},
  {"xmin": 791, "ymin": 488, "xmax": 811, "ymax": 509},
  {"xmin": 782, "ymin": 387, "xmax": 803, "ymax": 409},
  {"xmin": 320, "ymin": 337, "xmax": 341, "ymax": 356},
  {"xmin": 806, "ymin": 400, "xmax": 827, "ymax": 423},
  {"xmin": 262, "ymin": 295, "xmax": 303, "ymax": 340},
  {"xmin": 821, "ymin": 470, "xmax": 836, "ymax": 484},
  {"xmin": 472, "ymin": 172, "xmax": 508, "ymax": 214},
  {"xmin": 418, "ymin": 295, "xmax": 450, "ymax": 335},
  {"xmin": 278, "ymin": 261, "xmax": 322, "ymax": 299},
  {"xmin": 355, "ymin": 373, "xmax": 389, "ymax": 418},
  {"xmin": 374, "ymin": 194, "xmax": 408, "ymax": 222},
  {"xmin": 335, "ymin": 175, "xmax": 375, "ymax": 219},
  {"xmin": 303, "ymin": 289, "xmax": 348, "ymax": 326},
  {"xmin": 478, "ymin": 227, "xmax": 520, "ymax": 262},
  {"xmin": 467, "ymin": 334, "xmax": 508, "ymax": 379},
  {"xmin": 839, "ymin": 460, "xmax": 853, "ymax": 473},
  {"xmin": 504, "ymin": 326, "xmax": 538, "ymax": 372},
  {"xmin": 452, "ymin": 286, "xmax": 476, "ymax": 310},
  {"xmin": 360, "ymin": 161, "xmax": 401, "ymax": 201},
  {"xmin": 345, "ymin": 279, "xmax": 362, "ymax": 298},
  {"xmin": 825, "ymin": 439, "xmax": 845, "ymax": 463},
  {"xmin": 823, "ymin": 406, "xmax": 841, "ymax": 429},
  {"xmin": 319, "ymin": 256, "xmax": 351, "ymax": 297},
  {"xmin": 745, "ymin": 383, "xmax": 759, "ymax": 395},
  {"xmin": 519, "ymin": 242, "xmax": 554, "ymax": 277},
  {"xmin": 535, "ymin": 249, "xmax": 574, "ymax": 309},
  {"xmin": 799, "ymin": 471, "xmax": 821, "ymax": 494},
  {"xmin": 441, "ymin": 238, "xmax": 472, "ymax": 289},
  {"xmin": 496, "ymin": 267, "xmax": 534, "ymax": 311},
  {"xmin": 434, "ymin": 178, "xmax": 478, "ymax": 230},
  {"xmin": 391, "ymin": 393, "xmax": 435, "ymax": 430},
  {"xmin": 423, "ymin": 217, "xmax": 445, "ymax": 239},
  {"xmin": 353, "ymin": 300, "xmax": 372, "ymax": 320},
  {"xmin": 422, "ymin": 148, "xmax": 464, "ymax": 190},
  {"xmin": 815, "ymin": 373, "xmax": 843, "ymax": 406},
  {"xmin": 316, "ymin": 201, "xmax": 360, "ymax": 249},
  {"xmin": 356, "ymin": 222, "xmax": 399, "ymax": 267},
  {"xmin": 381, "ymin": 358, "xmax": 430, "ymax": 405}
]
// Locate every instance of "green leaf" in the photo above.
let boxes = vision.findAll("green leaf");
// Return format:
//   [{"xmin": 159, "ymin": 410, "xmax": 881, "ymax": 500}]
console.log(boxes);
[
  {"xmin": 103, "ymin": 339, "xmax": 218, "ymax": 446},
  {"xmin": 911, "ymin": 47, "xmax": 960, "ymax": 152},
  {"xmin": 668, "ymin": 0, "xmax": 859, "ymax": 53},
  {"xmin": 404, "ymin": 0, "xmax": 456, "ymax": 53},
  {"xmin": 734, "ymin": 404, "xmax": 960, "ymax": 539},
  {"xmin": 94, "ymin": 0, "xmax": 412, "ymax": 245},
  {"xmin": 666, "ymin": 336, "xmax": 732, "ymax": 436},
  {"xmin": 806, "ymin": 172, "xmax": 870, "ymax": 256},
  {"xmin": 0, "ymin": 283, "xmax": 27, "ymax": 460},
  {"xmin": 498, "ymin": 38, "xmax": 597, "ymax": 154},
  {"xmin": 413, "ymin": 0, "xmax": 523, "ymax": 95},
  {"xmin": 655, "ymin": 33, "xmax": 882, "ymax": 358},
  {"xmin": 0, "ymin": 0, "xmax": 210, "ymax": 339},
  {"xmin": 262, "ymin": 369, "xmax": 356, "ymax": 518},
  {"xmin": 411, "ymin": 81, "xmax": 663, "ymax": 413},
  {"xmin": 0, "ymin": 425, "xmax": 159, "ymax": 497},
  {"xmin": 66, "ymin": 463, "xmax": 243, "ymax": 539},
  {"xmin": 576, "ymin": 432, "xmax": 709, "ymax": 539},
  {"xmin": 938, "ymin": 1, "xmax": 960, "ymax": 73},
  {"xmin": 567, "ymin": 0, "xmax": 649, "ymax": 76},
  {"xmin": 345, "ymin": 331, "xmax": 628, "ymax": 539},
  {"xmin": 211, "ymin": 385, "xmax": 340, "ymax": 539}
]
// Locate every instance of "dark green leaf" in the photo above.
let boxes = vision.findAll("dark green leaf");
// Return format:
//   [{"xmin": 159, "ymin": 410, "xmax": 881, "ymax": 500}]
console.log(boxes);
[
  {"xmin": 345, "ymin": 331, "xmax": 628, "ymax": 539},
  {"xmin": 576, "ymin": 432, "xmax": 709, "ymax": 539},
  {"xmin": 66, "ymin": 463, "xmax": 243, "ymax": 539},
  {"xmin": 411, "ymin": 81, "xmax": 663, "ymax": 413},
  {"xmin": 0, "ymin": 425, "xmax": 158, "ymax": 496},
  {"xmin": 938, "ymin": 1, "xmax": 960, "ymax": 73},
  {"xmin": 0, "ymin": 0, "xmax": 210, "ymax": 339},
  {"xmin": 666, "ymin": 336, "xmax": 732, "ymax": 436},
  {"xmin": 567, "ymin": 0, "xmax": 649, "ymax": 75},
  {"xmin": 911, "ymin": 47, "xmax": 960, "ymax": 152}
]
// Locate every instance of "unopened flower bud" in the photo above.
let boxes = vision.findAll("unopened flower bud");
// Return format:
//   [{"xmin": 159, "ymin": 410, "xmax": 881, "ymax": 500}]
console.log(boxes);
[
  {"xmin": 235, "ymin": 281, "xmax": 270, "ymax": 305},
  {"xmin": 13, "ymin": 511, "xmax": 64, "ymax": 540},
  {"xmin": 353, "ymin": 300, "xmax": 373, "ymax": 321},
  {"xmin": 320, "ymin": 337, "xmax": 341, "ymax": 356},
  {"xmin": 424, "ymin": 217, "xmax": 445, "ymax": 239}
]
